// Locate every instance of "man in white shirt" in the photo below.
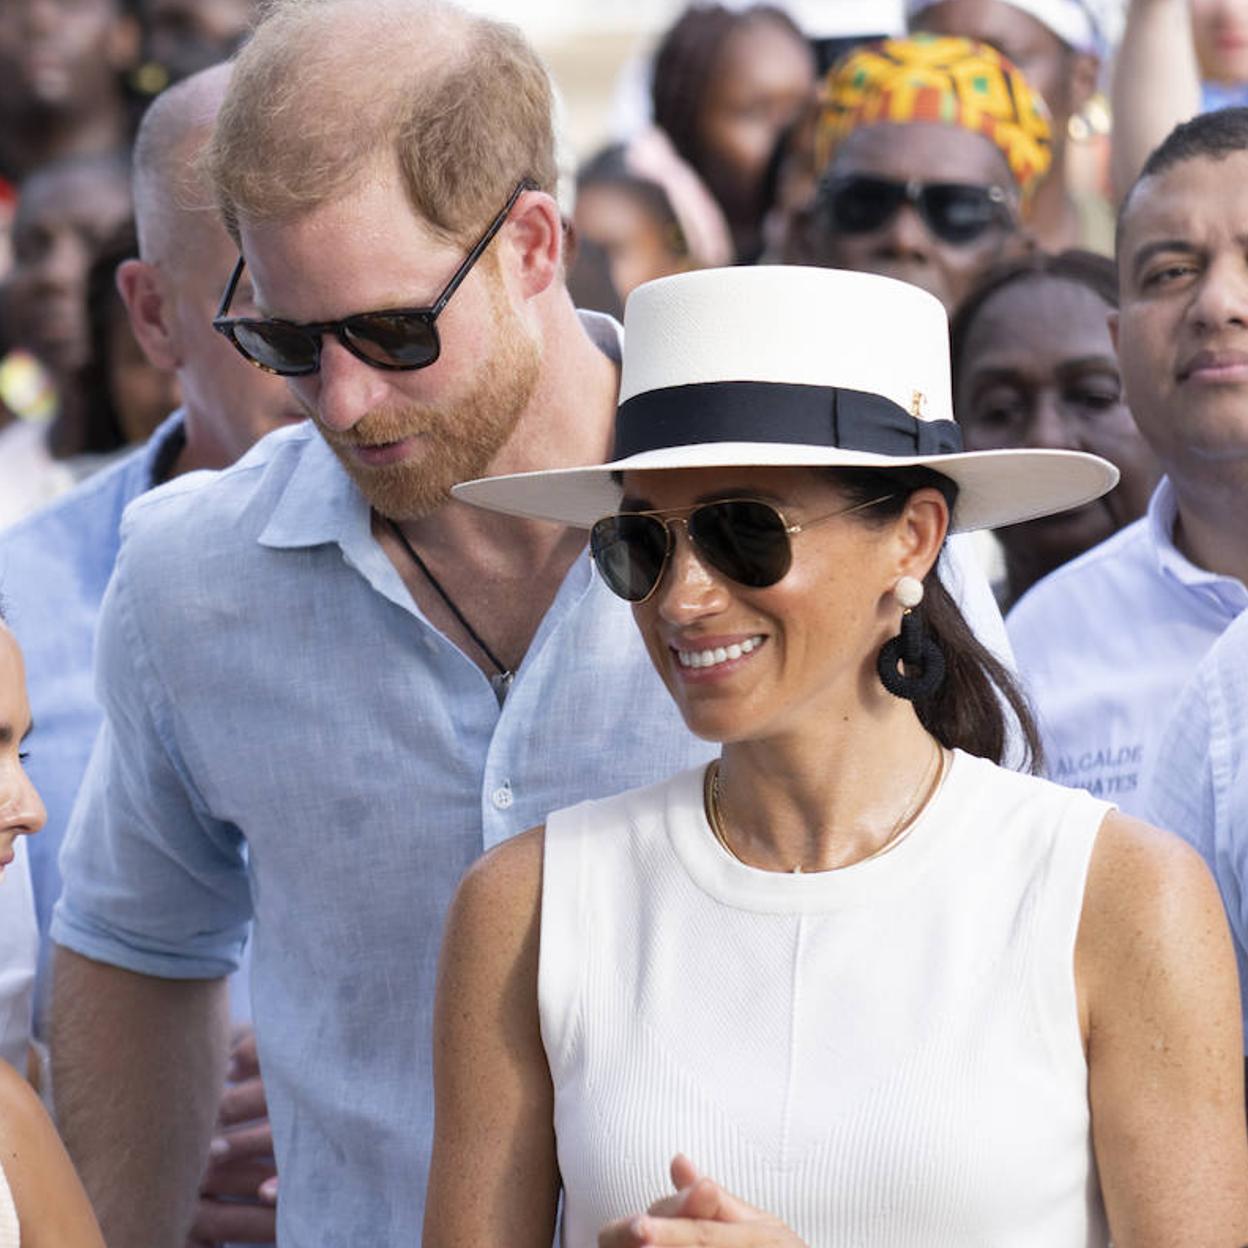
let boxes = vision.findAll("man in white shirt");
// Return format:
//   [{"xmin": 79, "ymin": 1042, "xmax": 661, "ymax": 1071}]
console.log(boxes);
[{"xmin": 1008, "ymin": 107, "xmax": 1248, "ymax": 814}]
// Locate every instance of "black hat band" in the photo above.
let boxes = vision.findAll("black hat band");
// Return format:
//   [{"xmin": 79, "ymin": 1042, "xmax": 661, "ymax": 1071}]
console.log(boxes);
[{"xmin": 614, "ymin": 381, "xmax": 963, "ymax": 461}]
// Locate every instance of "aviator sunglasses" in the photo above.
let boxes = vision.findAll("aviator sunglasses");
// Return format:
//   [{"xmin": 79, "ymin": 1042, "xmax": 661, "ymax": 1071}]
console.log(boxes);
[
  {"xmin": 590, "ymin": 494, "xmax": 894, "ymax": 604},
  {"xmin": 212, "ymin": 177, "xmax": 537, "ymax": 376},
  {"xmin": 822, "ymin": 174, "xmax": 1014, "ymax": 246}
]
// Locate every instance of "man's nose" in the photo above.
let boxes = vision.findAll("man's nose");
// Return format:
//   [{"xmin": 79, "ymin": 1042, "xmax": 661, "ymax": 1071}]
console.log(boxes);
[
  {"xmin": 872, "ymin": 203, "xmax": 934, "ymax": 260},
  {"xmin": 1189, "ymin": 255, "xmax": 1248, "ymax": 331},
  {"xmin": 302, "ymin": 336, "xmax": 394, "ymax": 434}
]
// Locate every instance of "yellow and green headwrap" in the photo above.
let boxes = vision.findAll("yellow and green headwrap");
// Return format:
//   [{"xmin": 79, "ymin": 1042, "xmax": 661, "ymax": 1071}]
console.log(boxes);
[{"xmin": 815, "ymin": 34, "xmax": 1052, "ymax": 199}]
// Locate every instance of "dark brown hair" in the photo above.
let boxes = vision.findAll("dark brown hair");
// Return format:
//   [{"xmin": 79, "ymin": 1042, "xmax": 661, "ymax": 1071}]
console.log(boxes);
[
  {"xmin": 652, "ymin": 3, "xmax": 805, "ymax": 179},
  {"xmin": 831, "ymin": 465, "xmax": 1043, "ymax": 770}
]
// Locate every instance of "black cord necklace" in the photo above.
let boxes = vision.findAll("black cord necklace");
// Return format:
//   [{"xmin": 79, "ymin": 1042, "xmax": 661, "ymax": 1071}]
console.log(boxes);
[{"xmin": 384, "ymin": 516, "xmax": 513, "ymax": 702}]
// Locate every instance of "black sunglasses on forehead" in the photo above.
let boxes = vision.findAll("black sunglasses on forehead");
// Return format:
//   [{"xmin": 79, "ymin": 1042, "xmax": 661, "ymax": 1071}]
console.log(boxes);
[
  {"xmin": 821, "ymin": 174, "xmax": 1016, "ymax": 246},
  {"xmin": 211, "ymin": 176, "xmax": 538, "ymax": 376}
]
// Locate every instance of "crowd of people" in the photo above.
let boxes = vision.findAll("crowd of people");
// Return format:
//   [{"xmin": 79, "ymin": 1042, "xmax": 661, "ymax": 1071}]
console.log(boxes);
[{"xmin": 1, "ymin": 0, "xmax": 1248, "ymax": 1244}]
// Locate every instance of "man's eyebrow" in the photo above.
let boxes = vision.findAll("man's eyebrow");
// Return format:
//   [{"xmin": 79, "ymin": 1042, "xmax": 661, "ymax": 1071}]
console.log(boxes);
[{"xmin": 1130, "ymin": 238, "xmax": 1200, "ymax": 280}]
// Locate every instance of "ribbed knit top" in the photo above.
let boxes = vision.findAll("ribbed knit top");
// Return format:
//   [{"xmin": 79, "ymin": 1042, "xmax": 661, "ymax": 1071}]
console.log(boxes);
[{"xmin": 539, "ymin": 750, "xmax": 1112, "ymax": 1248}]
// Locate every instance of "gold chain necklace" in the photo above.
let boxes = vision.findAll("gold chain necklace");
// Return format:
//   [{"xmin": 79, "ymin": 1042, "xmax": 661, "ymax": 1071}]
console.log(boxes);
[{"xmin": 703, "ymin": 743, "xmax": 946, "ymax": 874}]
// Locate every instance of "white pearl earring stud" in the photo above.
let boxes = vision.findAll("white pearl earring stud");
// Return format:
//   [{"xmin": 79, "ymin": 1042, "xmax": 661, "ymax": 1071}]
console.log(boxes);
[{"xmin": 894, "ymin": 575, "xmax": 924, "ymax": 609}]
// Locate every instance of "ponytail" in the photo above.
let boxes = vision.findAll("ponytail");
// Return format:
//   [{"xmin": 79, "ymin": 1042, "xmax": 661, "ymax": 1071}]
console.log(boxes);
[{"xmin": 829, "ymin": 467, "xmax": 1043, "ymax": 771}]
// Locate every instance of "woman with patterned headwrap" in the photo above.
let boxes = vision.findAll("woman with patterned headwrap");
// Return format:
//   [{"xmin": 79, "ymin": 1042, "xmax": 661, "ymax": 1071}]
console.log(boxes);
[
  {"xmin": 806, "ymin": 32, "xmax": 1052, "ymax": 312},
  {"xmin": 907, "ymin": 0, "xmax": 1114, "ymax": 254}
]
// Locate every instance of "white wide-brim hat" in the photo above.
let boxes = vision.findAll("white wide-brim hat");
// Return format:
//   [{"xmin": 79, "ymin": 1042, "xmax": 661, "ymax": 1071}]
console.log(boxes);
[{"xmin": 452, "ymin": 266, "xmax": 1118, "ymax": 533}]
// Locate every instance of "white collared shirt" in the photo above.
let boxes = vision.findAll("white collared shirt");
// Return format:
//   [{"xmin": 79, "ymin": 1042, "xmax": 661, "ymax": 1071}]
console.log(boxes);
[
  {"xmin": 1148, "ymin": 609, "xmax": 1248, "ymax": 1045},
  {"xmin": 1007, "ymin": 478, "xmax": 1248, "ymax": 816}
]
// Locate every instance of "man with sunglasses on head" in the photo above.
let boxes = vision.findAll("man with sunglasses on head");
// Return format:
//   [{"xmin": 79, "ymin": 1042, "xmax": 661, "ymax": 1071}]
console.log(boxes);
[
  {"xmin": 809, "ymin": 32, "xmax": 1051, "ymax": 313},
  {"xmin": 46, "ymin": 3, "xmax": 1020, "ymax": 1244}
]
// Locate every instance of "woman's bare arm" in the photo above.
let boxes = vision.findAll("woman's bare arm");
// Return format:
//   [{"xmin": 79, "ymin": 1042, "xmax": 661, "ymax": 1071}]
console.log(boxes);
[
  {"xmin": 423, "ymin": 825, "xmax": 559, "ymax": 1248},
  {"xmin": 1079, "ymin": 811, "xmax": 1248, "ymax": 1246},
  {"xmin": 0, "ymin": 1059, "xmax": 106, "ymax": 1248}
]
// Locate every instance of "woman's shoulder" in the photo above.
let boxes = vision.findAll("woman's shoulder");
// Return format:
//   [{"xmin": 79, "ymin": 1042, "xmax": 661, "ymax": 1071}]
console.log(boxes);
[
  {"xmin": 452, "ymin": 826, "xmax": 546, "ymax": 940},
  {"xmin": 1081, "ymin": 810, "xmax": 1219, "ymax": 950},
  {"xmin": 1075, "ymin": 811, "xmax": 1232, "ymax": 1037}
]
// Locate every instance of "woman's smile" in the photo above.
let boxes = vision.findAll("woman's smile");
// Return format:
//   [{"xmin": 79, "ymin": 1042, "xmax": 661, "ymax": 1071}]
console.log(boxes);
[{"xmin": 672, "ymin": 633, "xmax": 766, "ymax": 674}]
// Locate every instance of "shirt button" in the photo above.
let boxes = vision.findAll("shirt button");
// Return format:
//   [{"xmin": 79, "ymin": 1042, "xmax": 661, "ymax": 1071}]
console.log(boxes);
[{"xmin": 491, "ymin": 783, "xmax": 513, "ymax": 810}]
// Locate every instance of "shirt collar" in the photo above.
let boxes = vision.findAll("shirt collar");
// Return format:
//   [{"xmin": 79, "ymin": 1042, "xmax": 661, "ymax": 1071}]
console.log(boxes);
[
  {"xmin": 143, "ymin": 409, "xmax": 189, "ymax": 489},
  {"xmin": 1148, "ymin": 474, "xmax": 1248, "ymax": 602},
  {"xmin": 258, "ymin": 427, "xmax": 372, "ymax": 552}
]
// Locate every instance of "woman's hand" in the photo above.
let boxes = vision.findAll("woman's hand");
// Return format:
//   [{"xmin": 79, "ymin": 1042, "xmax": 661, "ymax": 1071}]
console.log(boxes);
[{"xmin": 599, "ymin": 1155, "xmax": 808, "ymax": 1247}]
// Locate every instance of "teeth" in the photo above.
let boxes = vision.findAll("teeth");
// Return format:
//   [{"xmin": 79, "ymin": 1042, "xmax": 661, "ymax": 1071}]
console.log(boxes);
[{"xmin": 675, "ymin": 636, "xmax": 763, "ymax": 669}]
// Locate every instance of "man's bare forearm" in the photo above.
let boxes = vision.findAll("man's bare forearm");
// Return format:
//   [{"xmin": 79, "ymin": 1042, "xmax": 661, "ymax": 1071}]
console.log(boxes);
[
  {"xmin": 50, "ymin": 946, "xmax": 231, "ymax": 1248},
  {"xmin": 1111, "ymin": 0, "xmax": 1202, "ymax": 199}
]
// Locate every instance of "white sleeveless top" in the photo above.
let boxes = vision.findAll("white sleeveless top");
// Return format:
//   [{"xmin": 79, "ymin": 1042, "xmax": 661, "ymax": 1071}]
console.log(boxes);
[
  {"xmin": 540, "ymin": 750, "xmax": 1112, "ymax": 1248},
  {"xmin": 0, "ymin": 1159, "xmax": 18, "ymax": 1247}
]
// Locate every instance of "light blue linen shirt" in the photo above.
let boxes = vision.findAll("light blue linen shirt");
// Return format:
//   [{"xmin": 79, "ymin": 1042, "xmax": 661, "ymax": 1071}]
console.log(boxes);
[
  {"xmin": 1148, "ymin": 609, "xmax": 1248, "ymax": 1048},
  {"xmin": 1007, "ymin": 478, "xmax": 1248, "ymax": 815},
  {"xmin": 0, "ymin": 412, "xmax": 185, "ymax": 1025},
  {"xmin": 52, "ymin": 364, "xmax": 1016, "ymax": 1242}
]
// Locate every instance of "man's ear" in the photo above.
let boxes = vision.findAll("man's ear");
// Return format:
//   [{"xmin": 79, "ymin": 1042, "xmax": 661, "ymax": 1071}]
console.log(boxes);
[
  {"xmin": 504, "ymin": 188, "xmax": 563, "ymax": 300},
  {"xmin": 116, "ymin": 259, "xmax": 181, "ymax": 373}
]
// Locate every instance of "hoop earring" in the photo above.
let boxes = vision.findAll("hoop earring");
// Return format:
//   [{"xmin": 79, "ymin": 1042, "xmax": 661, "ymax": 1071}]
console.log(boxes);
[{"xmin": 877, "ymin": 576, "xmax": 946, "ymax": 701}]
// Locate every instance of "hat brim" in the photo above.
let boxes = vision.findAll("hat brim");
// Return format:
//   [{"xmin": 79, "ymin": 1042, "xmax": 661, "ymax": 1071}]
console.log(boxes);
[{"xmin": 452, "ymin": 442, "xmax": 1119, "ymax": 533}]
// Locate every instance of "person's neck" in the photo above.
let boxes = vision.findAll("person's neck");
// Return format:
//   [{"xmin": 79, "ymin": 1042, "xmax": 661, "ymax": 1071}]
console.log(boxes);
[
  {"xmin": 0, "ymin": 102, "xmax": 129, "ymax": 181},
  {"xmin": 713, "ymin": 687, "xmax": 942, "ymax": 873},
  {"xmin": 165, "ymin": 407, "xmax": 233, "ymax": 480},
  {"xmin": 1169, "ymin": 465, "xmax": 1248, "ymax": 585}
]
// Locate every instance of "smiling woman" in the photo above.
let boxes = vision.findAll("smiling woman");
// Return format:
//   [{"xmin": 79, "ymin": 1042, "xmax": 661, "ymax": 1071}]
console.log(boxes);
[{"xmin": 426, "ymin": 265, "xmax": 1248, "ymax": 1248}]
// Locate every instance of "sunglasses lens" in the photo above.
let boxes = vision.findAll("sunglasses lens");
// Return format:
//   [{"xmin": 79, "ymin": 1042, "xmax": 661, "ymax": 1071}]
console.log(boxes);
[
  {"xmin": 344, "ymin": 313, "xmax": 440, "ymax": 368},
  {"xmin": 921, "ymin": 184, "xmax": 1000, "ymax": 244},
  {"xmin": 232, "ymin": 320, "xmax": 320, "ymax": 375},
  {"xmin": 827, "ymin": 177, "xmax": 905, "ymax": 235},
  {"xmin": 688, "ymin": 500, "xmax": 791, "ymax": 588},
  {"xmin": 590, "ymin": 514, "xmax": 670, "ymax": 602}
]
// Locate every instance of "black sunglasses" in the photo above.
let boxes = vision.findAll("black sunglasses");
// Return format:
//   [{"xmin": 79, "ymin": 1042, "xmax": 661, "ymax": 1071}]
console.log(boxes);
[
  {"xmin": 590, "ymin": 494, "xmax": 894, "ymax": 604},
  {"xmin": 212, "ymin": 177, "xmax": 537, "ymax": 376},
  {"xmin": 822, "ymin": 175, "xmax": 1014, "ymax": 246}
]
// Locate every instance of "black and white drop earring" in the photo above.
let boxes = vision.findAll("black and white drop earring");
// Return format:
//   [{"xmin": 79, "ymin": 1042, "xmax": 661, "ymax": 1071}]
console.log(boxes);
[{"xmin": 876, "ymin": 576, "xmax": 946, "ymax": 701}]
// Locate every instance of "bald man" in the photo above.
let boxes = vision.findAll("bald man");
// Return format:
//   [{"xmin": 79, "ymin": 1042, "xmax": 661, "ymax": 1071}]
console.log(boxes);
[{"xmin": 0, "ymin": 62, "xmax": 299, "ymax": 1246}]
